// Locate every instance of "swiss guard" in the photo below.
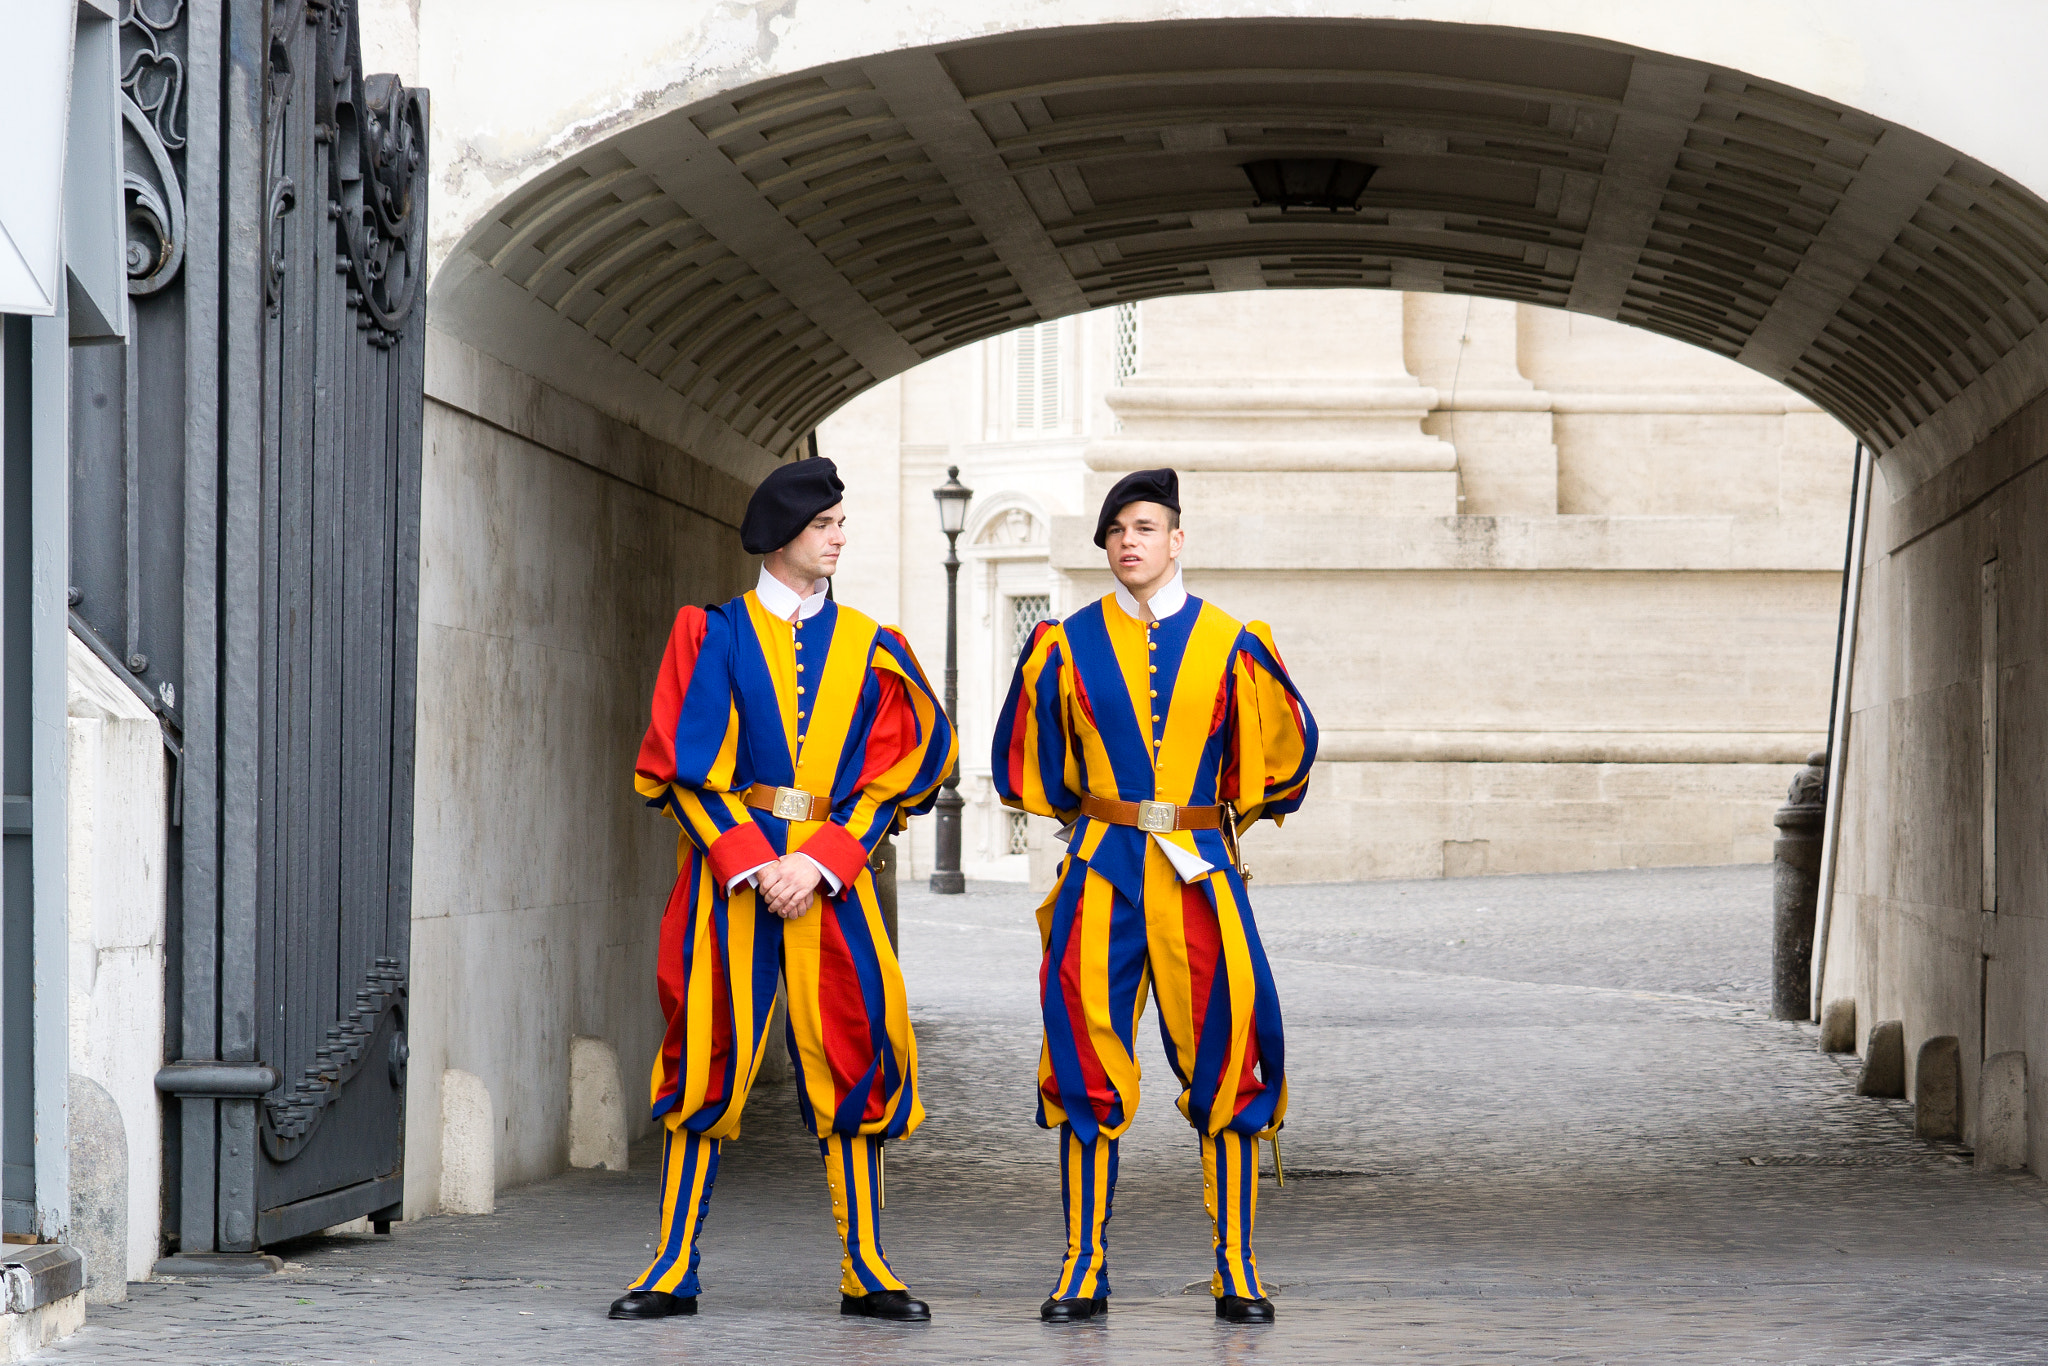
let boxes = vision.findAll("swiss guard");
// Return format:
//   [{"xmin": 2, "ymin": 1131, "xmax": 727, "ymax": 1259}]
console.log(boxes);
[
  {"xmin": 613, "ymin": 457, "xmax": 956, "ymax": 1324},
  {"xmin": 992, "ymin": 467, "xmax": 1317, "ymax": 1326}
]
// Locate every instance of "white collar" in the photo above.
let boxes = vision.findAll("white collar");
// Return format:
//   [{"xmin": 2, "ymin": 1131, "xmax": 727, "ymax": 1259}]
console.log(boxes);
[
  {"xmin": 1112, "ymin": 565, "xmax": 1187, "ymax": 623},
  {"xmin": 755, "ymin": 565, "xmax": 829, "ymax": 622}
]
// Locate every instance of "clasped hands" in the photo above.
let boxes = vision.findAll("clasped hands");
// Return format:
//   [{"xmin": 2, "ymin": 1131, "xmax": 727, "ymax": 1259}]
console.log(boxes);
[{"xmin": 755, "ymin": 854, "xmax": 825, "ymax": 919}]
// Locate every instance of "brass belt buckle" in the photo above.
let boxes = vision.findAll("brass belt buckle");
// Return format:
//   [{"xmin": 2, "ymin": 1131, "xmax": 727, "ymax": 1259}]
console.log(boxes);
[
  {"xmin": 771, "ymin": 786, "xmax": 813, "ymax": 821},
  {"xmin": 1136, "ymin": 799, "xmax": 1176, "ymax": 833}
]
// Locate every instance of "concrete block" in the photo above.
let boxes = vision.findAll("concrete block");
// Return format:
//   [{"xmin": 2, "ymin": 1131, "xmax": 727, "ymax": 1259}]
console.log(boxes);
[
  {"xmin": 1976, "ymin": 1052, "xmax": 2028, "ymax": 1171},
  {"xmin": 567, "ymin": 1038, "xmax": 628, "ymax": 1173},
  {"xmin": 1857, "ymin": 1020, "xmax": 1905, "ymax": 1097},
  {"xmin": 1915, "ymin": 1035, "xmax": 1962, "ymax": 1142},
  {"xmin": 0, "ymin": 1287, "xmax": 84, "ymax": 1361},
  {"xmin": 1819, "ymin": 999, "xmax": 1856, "ymax": 1053},
  {"xmin": 66, "ymin": 1076, "xmax": 125, "ymax": 1304},
  {"xmin": 439, "ymin": 1069, "xmax": 495, "ymax": 1215}
]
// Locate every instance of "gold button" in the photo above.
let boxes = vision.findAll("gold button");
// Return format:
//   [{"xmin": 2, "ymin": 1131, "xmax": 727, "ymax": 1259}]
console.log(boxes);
[
  {"xmin": 1149, "ymin": 689, "xmax": 1157, "ymax": 698},
  {"xmin": 1151, "ymin": 714, "xmax": 1160, "ymax": 723},
  {"xmin": 796, "ymin": 686, "xmax": 805, "ymax": 694},
  {"xmin": 795, "ymin": 642, "xmax": 803, "ymax": 650},
  {"xmin": 1148, "ymin": 641, "xmax": 1157, "ymax": 650},
  {"xmin": 797, "ymin": 710, "xmax": 805, "ymax": 718},
  {"xmin": 1149, "ymin": 665, "xmax": 1157, "ymax": 673}
]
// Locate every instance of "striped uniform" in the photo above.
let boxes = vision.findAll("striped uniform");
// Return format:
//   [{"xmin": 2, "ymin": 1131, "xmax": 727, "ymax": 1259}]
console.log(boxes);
[
  {"xmin": 993, "ymin": 590, "xmax": 1316, "ymax": 1302},
  {"xmin": 629, "ymin": 589, "xmax": 955, "ymax": 1299}
]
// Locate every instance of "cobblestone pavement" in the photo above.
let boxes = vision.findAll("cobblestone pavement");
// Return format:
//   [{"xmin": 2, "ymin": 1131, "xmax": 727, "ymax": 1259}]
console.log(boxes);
[{"xmin": 47, "ymin": 866, "xmax": 2048, "ymax": 1364}]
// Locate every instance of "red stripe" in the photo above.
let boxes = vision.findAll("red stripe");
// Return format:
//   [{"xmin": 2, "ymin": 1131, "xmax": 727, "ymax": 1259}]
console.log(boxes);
[
  {"xmin": 816, "ymin": 909, "xmax": 880, "ymax": 1119},
  {"xmin": 706, "ymin": 822, "xmax": 775, "ymax": 889},
  {"xmin": 653, "ymin": 860, "xmax": 698, "ymax": 1110},
  {"xmin": 1048, "ymin": 909, "xmax": 1116, "ymax": 1120},
  {"xmin": 1005, "ymin": 674, "xmax": 1033, "ymax": 796},
  {"xmin": 855, "ymin": 672, "xmax": 912, "ymax": 792},
  {"xmin": 635, "ymin": 607, "xmax": 708, "ymax": 786},
  {"xmin": 1182, "ymin": 882, "xmax": 1222, "ymax": 1049},
  {"xmin": 799, "ymin": 822, "xmax": 869, "ymax": 894}
]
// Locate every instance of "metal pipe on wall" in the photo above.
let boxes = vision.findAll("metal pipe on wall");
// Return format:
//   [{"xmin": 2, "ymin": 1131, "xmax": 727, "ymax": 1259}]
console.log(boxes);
[{"xmin": 1810, "ymin": 442, "xmax": 1874, "ymax": 1020}]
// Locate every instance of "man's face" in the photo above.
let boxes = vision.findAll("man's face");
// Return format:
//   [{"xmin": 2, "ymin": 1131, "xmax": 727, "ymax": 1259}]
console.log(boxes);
[
  {"xmin": 777, "ymin": 503, "xmax": 847, "ymax": 585},
  {"xmin": 1103, "ymin": 500, "xmax": 1183, "ymax": 594}
]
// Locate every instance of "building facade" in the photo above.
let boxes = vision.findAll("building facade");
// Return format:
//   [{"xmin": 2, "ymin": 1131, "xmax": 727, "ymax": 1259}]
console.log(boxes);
[{"xmin": 824, "ymin": 290, "xmax": 1855, "ymax": 886}]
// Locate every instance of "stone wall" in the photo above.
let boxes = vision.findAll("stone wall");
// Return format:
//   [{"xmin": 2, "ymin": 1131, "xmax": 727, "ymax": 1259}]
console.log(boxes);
[
  {"xmin": 1821, "ymin": 389, "xmax": 2048, "ymax": 1168},
  {"xmin": 404, "ymin": 332, "xmax": 751, "ymax": 1214}
]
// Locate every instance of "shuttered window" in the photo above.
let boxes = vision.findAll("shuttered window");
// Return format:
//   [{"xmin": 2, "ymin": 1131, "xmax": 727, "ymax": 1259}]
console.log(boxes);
[{"xmin": 1014, "ymin": 322, "xmax": 1063, "ymax": 430}]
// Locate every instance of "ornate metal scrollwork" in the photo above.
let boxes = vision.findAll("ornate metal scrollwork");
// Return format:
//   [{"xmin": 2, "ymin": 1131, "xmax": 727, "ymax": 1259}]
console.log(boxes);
[
  {"xmin": 262, "ymin": 0, "xmax": 305, "ymax": 315},
  {"xmin": 263, "ymin": 0, "xmax": 425, "ymax": 337},
  {"xmin": 121, "ymin": 0, "xmax": 187, "ymax": 294},
  {"xmin": 260, "ymin": 956, "xmax": 407, "ymax": 1162}
]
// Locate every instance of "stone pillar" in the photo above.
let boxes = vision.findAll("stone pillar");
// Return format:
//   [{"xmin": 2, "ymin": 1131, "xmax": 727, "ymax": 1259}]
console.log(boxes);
[
  {"xmin": 1771, "ymin": 751, "xmax": 1826, "ymax": 1020},
  {"xmin": 1405, "ymin": 295, "xmax": 1557, "ymax": 514}
]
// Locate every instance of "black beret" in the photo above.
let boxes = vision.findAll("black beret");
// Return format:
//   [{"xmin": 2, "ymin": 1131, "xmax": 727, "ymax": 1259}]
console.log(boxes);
[
  {"xmin": 1092, "ymin": 467, "xmax": 1180, "ymax": 547},
  {"xmin": 741, "ymin": 457, "xmax": 845, "ymax": 555}
]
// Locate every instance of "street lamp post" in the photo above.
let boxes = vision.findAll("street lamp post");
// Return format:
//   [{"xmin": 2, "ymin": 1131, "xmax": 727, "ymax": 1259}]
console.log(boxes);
[{"xmin": 930, "ymin": 466, "xmax": 973, "ymax": 894}]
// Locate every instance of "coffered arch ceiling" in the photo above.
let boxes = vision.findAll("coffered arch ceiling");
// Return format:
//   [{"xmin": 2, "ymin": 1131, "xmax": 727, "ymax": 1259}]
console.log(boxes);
[{"xmin": 431, "ymin": 19, "xmax": 2048, "ymax": 490}]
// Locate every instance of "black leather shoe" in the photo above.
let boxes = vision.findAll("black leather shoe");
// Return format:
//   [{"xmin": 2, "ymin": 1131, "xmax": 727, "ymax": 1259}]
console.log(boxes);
[
  {"xmin": 1215, "ymin": 1295, "xmax": 1275, "ymax": 1323},
  {"xmin": 1040, "ymin": 1295, "xmax": 1109, "ymax": 1322},
  {"xmin": 840, "ymin": 1289, "xmax": 931, "ymax": 1321},
  {"xmin": 609, "ymin": 1289, "xmax": 697, "ymax": 1319}
]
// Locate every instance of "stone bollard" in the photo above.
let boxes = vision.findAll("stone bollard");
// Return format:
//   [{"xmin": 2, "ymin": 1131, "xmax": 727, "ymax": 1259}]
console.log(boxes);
[
  {"xmin": 1915, "ymin": 1036, "xmax": 1963, "ymax": 1142},
  {"xmin": 440, "ymin": 1069, "xmax": 496, "ymax": 1215},
  {"xmin": 1819, "ymin": 999, "xmax": 1857, "ymax": 1053},
  {"xmin": 568, "ymin": 1037, "xmax": 629, "ymax": 1172},
  {"xmin": 1976, "ymin": 1052, "xmax": 2028, "ymax": 1170},
  {"xmin": 1857, "ymin": 1020, "xmax": 1905, "ymax": 1097},
  {"xmin": 1770, "ymin": 751, "xmax": 1827, "ymax": 1020},
  {"xmin": 68, "ymin": 1076, "xmax": 128, "ymax": 1304}
]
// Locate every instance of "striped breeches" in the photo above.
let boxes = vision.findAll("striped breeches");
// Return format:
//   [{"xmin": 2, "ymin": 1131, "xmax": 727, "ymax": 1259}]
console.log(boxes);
[
  {"xmin": 629, "ymin": 1125, "xmax": 904, "ymax": 1297},
  {"xmin": 649, "ymin": 855, "xmax": 922, "ymax": 1142},
  {"xmin": 1038, "ymin": 845, "xmax": 1284, "ymax": 1301},
  {"xmin": 634, "ymin": 856, "xmax": 922, "ymax": 1297},
  {"xmin": 1036, "ymin": 845, "xmax": 1286, "ymax": 1141}
]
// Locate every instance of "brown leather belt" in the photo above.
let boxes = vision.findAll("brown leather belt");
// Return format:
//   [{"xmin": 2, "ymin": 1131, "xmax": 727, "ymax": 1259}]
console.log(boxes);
[
  {"xmin": 1079, "ymin": 793, "xmax": 1222, "ymax": 834},
  {"xmin": 743, "ymin": 783, "xmax": 831, "ymax": 822}
]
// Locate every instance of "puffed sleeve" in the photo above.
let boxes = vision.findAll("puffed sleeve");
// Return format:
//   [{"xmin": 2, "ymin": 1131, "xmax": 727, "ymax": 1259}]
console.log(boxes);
[
  {"xmin": 1223, "ymin": 621, "xmax": 1317, "ymax": 826},
  {"xmin": 795, "ymin": 625, "xmax": 957, "ymax": 891},
  {"xmin": 992, "ymin": 619, "xmax": 1083, "ymax": 821},
  {"xmin": 634, "ymin": 605, "xmax": 777, "ymax": 886}
]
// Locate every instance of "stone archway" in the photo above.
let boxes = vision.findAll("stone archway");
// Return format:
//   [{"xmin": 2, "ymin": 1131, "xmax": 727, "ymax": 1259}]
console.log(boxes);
[{"xmin": 397, "ymin": 10, "xmax": 2048, "ymax": 1214}]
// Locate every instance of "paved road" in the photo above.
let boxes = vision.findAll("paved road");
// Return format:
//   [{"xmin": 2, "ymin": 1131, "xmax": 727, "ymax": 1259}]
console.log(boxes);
[{"xmin": 46, "ymin": 866, "xmax": 2048, "ymax": 1364}]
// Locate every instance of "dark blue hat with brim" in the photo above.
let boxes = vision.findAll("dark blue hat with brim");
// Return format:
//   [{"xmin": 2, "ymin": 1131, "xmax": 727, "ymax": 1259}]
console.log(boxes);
[
  {"xmin": 1093, "ymin": 467, "xmax": 1180, "ymax": 547},
  {"xmin": 742, "ymin": 457, "xmax": 845, "ymax": 554}
]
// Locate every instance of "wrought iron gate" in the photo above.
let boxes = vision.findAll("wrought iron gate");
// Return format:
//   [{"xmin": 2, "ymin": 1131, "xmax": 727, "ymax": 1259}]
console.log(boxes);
[{"xmin": 70, "ymin": 0, "xmax": 429, "ymax": 1261}]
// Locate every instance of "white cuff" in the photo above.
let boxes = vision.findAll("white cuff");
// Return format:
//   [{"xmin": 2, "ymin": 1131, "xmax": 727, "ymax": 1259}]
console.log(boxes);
[
  {"xmin": 727, "ymin": 855, "xmax": 844, "ymax": 897},
  {"xmin": 796, "ymin": 853, "xmax": 843, "ymax": 896}
]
